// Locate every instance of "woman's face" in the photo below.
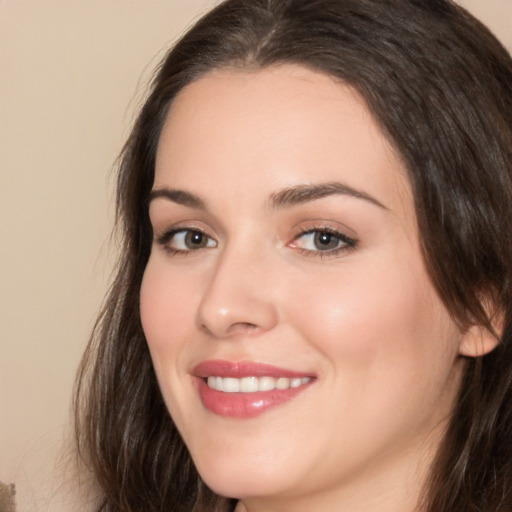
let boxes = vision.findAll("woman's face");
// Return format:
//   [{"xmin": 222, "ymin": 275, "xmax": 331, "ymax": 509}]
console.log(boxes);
[{"xmin": 141, "ymin": 65, "xmax": 468, "ymax": 510}]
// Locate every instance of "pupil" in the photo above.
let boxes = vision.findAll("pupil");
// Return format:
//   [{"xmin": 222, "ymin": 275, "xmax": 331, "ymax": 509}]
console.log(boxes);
[
  {"xmin": 314, "ymin": 232, "xmax": 338, "ymax": 250},
  {"xmin": 186, "ymin": 231, "xmax": 205, "ymax": 247}
]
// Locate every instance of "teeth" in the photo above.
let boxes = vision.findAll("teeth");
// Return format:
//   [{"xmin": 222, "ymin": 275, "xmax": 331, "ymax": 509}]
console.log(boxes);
[
  {"xmin": 223, "ymin": 377, "xmax": 240, "ymax": 393},
  {"xmin": 206, "ymin": 375, "xmax": 312, "ymax": 393},
  {"xmin": 259, "ymin": 376, "xmax": 276, "ymax": 391},
  {"xmin": 276, "ymin": 377, "xmax": 290, "ymax": 390},
  {"xmin": 290, "ymin": 378, "xmax": 302, "ymax": 388},
  {"xmin": 240, "ymin": 376, "xmax": 259, "ymax": 392}
]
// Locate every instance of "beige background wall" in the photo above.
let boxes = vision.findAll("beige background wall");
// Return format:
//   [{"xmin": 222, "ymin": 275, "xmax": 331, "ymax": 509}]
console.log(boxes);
[{"xmin": 1, "ymin": 2, "xmax": 511, "ymax": 511}]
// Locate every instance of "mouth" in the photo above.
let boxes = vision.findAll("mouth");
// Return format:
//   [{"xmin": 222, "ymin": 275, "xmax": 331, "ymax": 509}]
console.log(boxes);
[{"xmin": 193, "ymin": 360, "xmax": 315, "ymax": 418}]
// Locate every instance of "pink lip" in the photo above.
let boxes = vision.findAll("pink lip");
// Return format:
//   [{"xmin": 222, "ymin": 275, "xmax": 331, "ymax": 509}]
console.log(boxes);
[
  {"xmin": 192, "ymin": 360, "xmax": 315, "ymax": 419},
  {"xmin": 193, "ymin": 360, "xmax": 313, "ymax": 379}
]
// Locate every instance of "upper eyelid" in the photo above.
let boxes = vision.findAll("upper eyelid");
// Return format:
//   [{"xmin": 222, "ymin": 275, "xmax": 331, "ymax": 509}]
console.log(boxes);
[
  {"xmin": 149, "ymin": 209, "xmax": 224, "ymax": 238},
  {"xmin": 155, "ymin": 226, "xmax": 214, "ymax": 241},
  {"xmin": 290, "ymin": 220, "xmax": 357, "ymax": 240},
  {"xmin": 153, "ymin": 220, "xmax": 214, "ymax": 237},
  {"xmin": 292, "ymin": 227, "xmax": 357, "ymax": 244}
]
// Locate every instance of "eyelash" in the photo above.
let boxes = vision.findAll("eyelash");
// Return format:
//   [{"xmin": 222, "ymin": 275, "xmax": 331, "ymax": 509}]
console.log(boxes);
[
  {"xmin": 290, "ymin": 226, "xmax": 358, "ymax": 258},
  {"xmin": 154, "ymin": 226, "xmax": 357, "ymax": 258},
  {"xmin": 155, "ymin": 228, "xmax": 216, "ymax": 255}
]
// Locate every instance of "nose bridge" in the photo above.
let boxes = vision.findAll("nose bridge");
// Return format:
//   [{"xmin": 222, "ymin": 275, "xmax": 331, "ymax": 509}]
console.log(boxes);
[{"xmin": 197, "ymin": 241, "xmax": 278, "ymax": 338}]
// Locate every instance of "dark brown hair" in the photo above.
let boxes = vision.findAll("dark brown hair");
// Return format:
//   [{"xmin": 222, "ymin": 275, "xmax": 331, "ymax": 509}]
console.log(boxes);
[{"xmin": 75, "ymin": 1, "xmax": 512, "ymax": 511}]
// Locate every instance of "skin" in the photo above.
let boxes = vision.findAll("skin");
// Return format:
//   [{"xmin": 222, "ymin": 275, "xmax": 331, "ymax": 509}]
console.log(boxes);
[{"xmin": 140, "ymin": 65, "xmax": 475, "ymax": 512}]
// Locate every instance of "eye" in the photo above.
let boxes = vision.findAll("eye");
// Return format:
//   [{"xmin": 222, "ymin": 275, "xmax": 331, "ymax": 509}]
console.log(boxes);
[
  {"xmin": 156, "ymin": 229, "xmax": 217, "ymax": 254},
  {"xmin": 289, "ymin": 228, "xmax": 357, "ymax": 256}
]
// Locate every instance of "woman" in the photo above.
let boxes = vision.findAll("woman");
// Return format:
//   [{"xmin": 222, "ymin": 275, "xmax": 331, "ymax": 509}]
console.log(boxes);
[{"xmin": 75, "ymin": 0, "xmax": 512, "ymax": 511}]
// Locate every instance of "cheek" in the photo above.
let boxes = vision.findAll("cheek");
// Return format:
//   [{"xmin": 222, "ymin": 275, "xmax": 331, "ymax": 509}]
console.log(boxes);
[
  {"xmin": 282, "ymin": 256, "xmax": 463, "ymax": 459},
  {"xmin": 139, "ymin": 258, "xmax": 205, "ymax": 429},
  {"xmin": 283, "ymin": 252, "xmax": 460, "ymax": 388},
  {"xmin": 287, "ymin": 265, "xmax": 416, "ymax": 348},
  {"xmin": 139, "ymin": 259, "xmax": 197, "ymax": 367}
]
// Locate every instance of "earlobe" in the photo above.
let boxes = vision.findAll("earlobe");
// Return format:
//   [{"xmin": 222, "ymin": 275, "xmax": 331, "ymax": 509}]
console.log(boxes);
[
  {"xmin": 459, "ymin": 326, "xmax": 500, "ymax": 358},
  {"xmin": 458, "ymin": 310, "xmax": 503, "ymax": 358}
]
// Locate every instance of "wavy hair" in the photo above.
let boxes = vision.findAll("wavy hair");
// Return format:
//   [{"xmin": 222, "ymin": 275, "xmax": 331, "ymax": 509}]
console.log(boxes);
[{"xmin": 75, "ymin": 1, "xmax": 512, "ymax": 510}]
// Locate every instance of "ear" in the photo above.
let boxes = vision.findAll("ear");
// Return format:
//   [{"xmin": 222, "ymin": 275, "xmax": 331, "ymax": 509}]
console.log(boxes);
[{"xmin": 458, "ymin": 309, "xmax": 503, "ymax": 358}]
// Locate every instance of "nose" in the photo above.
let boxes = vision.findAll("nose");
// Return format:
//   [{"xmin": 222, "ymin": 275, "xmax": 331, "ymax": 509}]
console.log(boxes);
[{"xmin": 197, "ymin": 246, "xmax": 279, "ymax": 338}]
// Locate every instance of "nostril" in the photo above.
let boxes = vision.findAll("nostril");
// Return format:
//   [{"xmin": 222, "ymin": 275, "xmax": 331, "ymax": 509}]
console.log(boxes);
[
  {"xmin": 200, "ymin": 320, "xmax": 261, "ymax": 338},
  {"xmin": 200, "ymin": 323, "xmax": 215, "ymax": 336},
  {"xmin": 228, "ymin": 322, "xmax": 260, "ymax": 335}
]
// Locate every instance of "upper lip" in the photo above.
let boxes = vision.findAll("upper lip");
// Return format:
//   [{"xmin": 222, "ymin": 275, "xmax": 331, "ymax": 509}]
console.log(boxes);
[{"xmin": 193, "ymin": 360, "xmax": 315, "ymax": 379}]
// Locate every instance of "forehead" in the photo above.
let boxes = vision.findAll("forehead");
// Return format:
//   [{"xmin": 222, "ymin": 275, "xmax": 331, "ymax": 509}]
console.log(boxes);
[{"xmin": 155, "ymin": 65, "xmax": 413, "ymax": 219}]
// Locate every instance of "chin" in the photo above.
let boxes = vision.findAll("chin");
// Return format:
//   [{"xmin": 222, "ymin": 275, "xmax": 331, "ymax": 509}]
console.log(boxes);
[{"xmin": 194, "ymin": 453, "xmax": 300, "ymax": 500}]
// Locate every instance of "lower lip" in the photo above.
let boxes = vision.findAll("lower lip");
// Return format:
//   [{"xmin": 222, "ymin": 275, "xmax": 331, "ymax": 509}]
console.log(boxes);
[{"xmin": 196, "ymin": 379, "xmax": 312, "ymax": 418}]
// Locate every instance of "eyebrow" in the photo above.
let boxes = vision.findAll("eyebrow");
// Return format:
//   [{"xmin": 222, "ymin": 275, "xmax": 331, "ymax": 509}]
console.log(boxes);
[
  {"xmin": 148, "ymin": 181, "xmax": 388, "ymax": 211},
  {"xmin": 270, "ymin": 182, "xmax": 388, "ymax": 210},
  {"xmin": 149, "ymin": 188, "xmax": 206, "ymax": 209}
]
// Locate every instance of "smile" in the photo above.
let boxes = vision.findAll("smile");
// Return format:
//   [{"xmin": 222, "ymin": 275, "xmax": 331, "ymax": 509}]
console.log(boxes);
[
  {"xmin": 193, "ymin": 361, "xmax": 315, "ymax": 418},
  {"xmin": 206, "ymin": 375, "xmax": 312, "ymax": 393}
]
